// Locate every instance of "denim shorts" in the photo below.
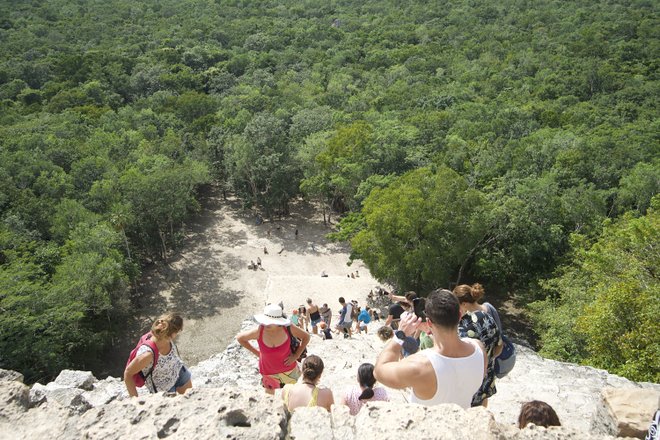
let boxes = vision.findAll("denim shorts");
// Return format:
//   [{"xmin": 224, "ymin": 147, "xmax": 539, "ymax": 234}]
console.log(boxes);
[{"xmin": 169, "ymin": 365, "xmax": 191, "ymax": 392}]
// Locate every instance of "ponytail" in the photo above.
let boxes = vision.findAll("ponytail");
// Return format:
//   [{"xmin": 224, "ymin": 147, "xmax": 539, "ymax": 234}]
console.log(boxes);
[
  {"xmin": 357, "ymin": 363, "xmax": 377, "ymax": 400},
  {"xmin": 151, "ymin": 313, "xmax": 183, "ymax": 338},
  {"xmin": 358, "ymin": 387, "xmax": 374, "ymax": 400}
]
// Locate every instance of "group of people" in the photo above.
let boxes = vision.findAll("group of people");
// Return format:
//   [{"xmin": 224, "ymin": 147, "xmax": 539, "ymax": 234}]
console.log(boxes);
[
  {"xmin": 130, "ymin": 285, "xmax": 660, "ymax": 433},
  {"xmin": 236, "ymin": 302, "xmax": 389, "ymax": 414}
]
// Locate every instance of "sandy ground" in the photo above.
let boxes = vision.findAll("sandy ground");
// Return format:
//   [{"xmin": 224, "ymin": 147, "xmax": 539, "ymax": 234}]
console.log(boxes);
[{"xmin": 136, "ymin": 188, "xmax": 380, "ymax": 367}]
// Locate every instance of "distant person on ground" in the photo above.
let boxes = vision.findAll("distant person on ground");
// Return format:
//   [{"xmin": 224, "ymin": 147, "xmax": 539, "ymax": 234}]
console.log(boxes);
[
  {"xmin": 281, "ymin": 355, "xmax": 334, "ymax": 412},
  {"xmin": 124, "ymin": 313, "xmax": 192, "ymax": 397},
  {"xmin": 339, "ymin": 363, "xmax": 389, "ymax": 415},
  {"xmin": 374, "ymin": 289, "xmax": 487, "ymax": 408},
  {"xmin": 236, "ymin": 304, "xmax": 310, "ymax": 394},
  {"xmin": 335, "ymin": 297, "xmax": 353, "ymax": 338},
  {"xmin": 306, "ymin": 298, "xmax": 322, "ymax": 335},
  {"xmin": 319, "ymin": 303, "xmax": 332, "ymax": 327},
  {"xmin": 518, "ymin": 400, "xmax": 561, "ymax": 429},
  {"xmin": 454, "ymin": 283, "xmax": 502, "ymax": 407}
]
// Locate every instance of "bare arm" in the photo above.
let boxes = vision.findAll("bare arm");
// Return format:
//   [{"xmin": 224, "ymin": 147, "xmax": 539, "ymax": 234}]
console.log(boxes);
[
  {"xmin": 236, "ymin": 326, "xmax": 261, "ymax": 358},
  {"xmin": 374, "ymin": 340, "xmax": 424, "ymax": 389},
  {"xmin": 389, "ymin": 293, "xmax": 407, "ymax": 303},
  {"xmin": 286, "ymin": 324, "xmax": 311, "ymax": 364},
  {"xmin": 124, "ymin": 351, "xmax": 154, "ymax": 397}
]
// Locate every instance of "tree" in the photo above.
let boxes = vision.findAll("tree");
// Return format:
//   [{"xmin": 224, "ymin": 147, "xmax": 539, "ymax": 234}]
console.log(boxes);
[
  {"xmin": 351, "ymin": 165, "xmax": 489, "ymax": 292},
  {"xmin": 531, "ymin": 196, "xmax": 660, "ymax": 382}
]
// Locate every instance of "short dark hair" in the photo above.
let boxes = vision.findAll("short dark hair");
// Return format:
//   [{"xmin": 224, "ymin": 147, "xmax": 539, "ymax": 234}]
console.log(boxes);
[
  {"xmin": 425, "ymin": 289, "xmax": 460, "ymax": 329},
  {"xmin": 518, "ymin": 400, "xmax": 561, "ymax": 429},
  {"xmin": 339, "ymin": 297, "xmax": 345, "ymax": 304}
]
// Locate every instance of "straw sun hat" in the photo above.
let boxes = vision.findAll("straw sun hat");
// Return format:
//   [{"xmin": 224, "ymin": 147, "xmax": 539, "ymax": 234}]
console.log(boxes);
[{"xmin": 254, "ymin": 303, "xmax": 290, "ymax": 326}]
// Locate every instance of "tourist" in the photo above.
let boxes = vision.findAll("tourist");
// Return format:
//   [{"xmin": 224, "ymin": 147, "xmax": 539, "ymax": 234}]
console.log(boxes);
[
  {"xmin": 385, "ymin": 301, "xmax": 405, "ymax": 330},
  {"xmin": 236, "ymin": 304, "xmax": 310, "ymax": 394},
  {"xmin": 339, "ymin": 363, "xmax": 389, "ymax": 415},
  {"xmin": 454, "ymin": 283, "xmax": 503, "ymax": 407},
  {"xmin": 335, "ymin": 297, "xmax": 353, "ymax": 338},
  {"xmin": 319, "ymin": 303, "xmax": 332, "ymax": 327},
  {"xmin": 374, "ymin": 289, "xmax": 487, "ymax": 408},
  {"xmin": 290, "ymin": 309, "xmax": 300, "ymax": 326},
  {"xmin": 454, "ymin": 283, "xmax": 502, "ymax": 407},
  {"xmin": 281, "ymin": 355, "xmax": 334, "ymax": 412},
  {"xmin": 518, "ymin": 400, "xmax": 561, "ymax": 429},
  {"xmin": 306, "ymin": 298, "xmax": 322, "ymax": 335},
  {"xmin": 319, "ymin": 321, "xmax": 333, "ymax": 340},
  {"xmin": 124, "ymin": 313, "xmax": 192, "ymax": 397},
  {"xmin": 357, "ymin": 306, "xmax": 371, "ymax": 334},
  {"xmin": 297, "ymin": 305, "xmax": 308, "ymax": 331}
]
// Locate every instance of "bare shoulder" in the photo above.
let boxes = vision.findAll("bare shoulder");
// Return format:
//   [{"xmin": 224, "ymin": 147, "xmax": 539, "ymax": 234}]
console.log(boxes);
[{"xmin": 236, "ymin": 326, "xmax": 260, "ymax": 340}]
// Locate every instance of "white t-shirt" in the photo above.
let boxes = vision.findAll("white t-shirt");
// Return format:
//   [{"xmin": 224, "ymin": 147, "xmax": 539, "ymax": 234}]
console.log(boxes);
[
  {"xmin": 343, "ymin": 303, "xmax": 353, "ymax": 324},
  {"xmin": 136, "ymin": 342, "xmax": 183, "ymax": 393}
]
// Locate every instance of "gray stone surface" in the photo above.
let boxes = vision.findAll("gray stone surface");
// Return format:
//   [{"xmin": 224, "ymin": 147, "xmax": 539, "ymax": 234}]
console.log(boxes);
[
  {"xmin": 289, "ymin": 406, "xmax": 333, "ymax": 439},
  {"xmin": 0, "ymin": 369, "xmax": 24, "ymax": 384},
  {"xmin": 54, "ymin": 369, "xmax": 97, "ymax": 391}
]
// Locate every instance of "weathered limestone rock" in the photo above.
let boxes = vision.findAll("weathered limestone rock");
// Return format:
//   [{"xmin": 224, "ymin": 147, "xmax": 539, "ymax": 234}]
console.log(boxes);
[
  {"xmin": 288, "ymin": 406, "xmax": 333, "ymax": 439},
  {"xmin": 82, "ymin": 376, "xmax": 125, "ymax": 407},
  {"xmin": 0, "ymin": 380, "xmax": 30, "ymax": 418},
  {"xmin": 54, "ymin": 369, "xmax": 97, "ymax": 391},
  {"xmin": 0, "ymin": 369, "xmax": 24, "ymax": 383},
  {"xmin": 354, "ymin": 403, "xmax": 504, "ymax": 440},
  {"xmin": 602, "ymin": 387, "xmax": 660, "ymax": 438},
  {"xmin": 70, "ymin": 386, "xmax": 287, "ymax": 440}
]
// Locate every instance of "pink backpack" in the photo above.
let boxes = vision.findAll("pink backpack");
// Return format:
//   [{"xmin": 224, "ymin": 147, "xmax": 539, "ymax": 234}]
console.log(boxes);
[{"xmin": 125, "ymin": 332, "xmax": 159, "ymax": 388}]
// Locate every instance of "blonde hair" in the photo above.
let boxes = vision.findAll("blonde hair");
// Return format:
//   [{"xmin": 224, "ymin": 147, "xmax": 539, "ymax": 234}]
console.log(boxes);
[
  {"xmin": 453, "ymin": 283, "xmax": 485, "ymax": 304},
  {"xmin": 151, "ymin": 313, "xmax": 183, "ymax": 338}
]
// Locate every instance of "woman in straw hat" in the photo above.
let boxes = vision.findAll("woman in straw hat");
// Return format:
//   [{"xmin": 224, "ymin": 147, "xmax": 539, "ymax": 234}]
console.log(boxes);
[{"xmin": 236, "ymin": 303, "xmax": 311, "ymax": 394}]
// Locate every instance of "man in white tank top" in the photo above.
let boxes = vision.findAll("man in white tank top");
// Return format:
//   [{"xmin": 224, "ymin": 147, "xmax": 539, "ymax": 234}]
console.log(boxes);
[{"xmin": 374, "ymin": 289, "xmax": 487, "ymax": 408}]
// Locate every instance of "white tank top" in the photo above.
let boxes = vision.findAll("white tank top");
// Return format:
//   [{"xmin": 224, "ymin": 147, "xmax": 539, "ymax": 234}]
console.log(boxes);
[{"xmin": 409, "ymin": 339, "xmax": 484, "ymax": 408}]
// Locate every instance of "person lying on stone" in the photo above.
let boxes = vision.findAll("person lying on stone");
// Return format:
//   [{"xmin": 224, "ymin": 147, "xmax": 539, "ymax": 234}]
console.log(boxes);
[
  {"xmin": 281, "ymin": 355, "xmax": 334, "ymax": 412},
  {"xmin": 374, "ymin": 289, "xmax": 487, "ymax": 408}
]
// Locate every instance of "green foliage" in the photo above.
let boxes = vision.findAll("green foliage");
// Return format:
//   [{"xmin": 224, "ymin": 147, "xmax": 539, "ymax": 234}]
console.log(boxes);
[
  {"xmin": 0, "ymin": 0, "xmax": 657, "ymax": 381},
  {"xmin": 531, "ymin": 198, "xmax": 660, "ymax": 382},
  {"xmin": 351, "ymin": 166, "xmax": 488, "ymax": 291}
]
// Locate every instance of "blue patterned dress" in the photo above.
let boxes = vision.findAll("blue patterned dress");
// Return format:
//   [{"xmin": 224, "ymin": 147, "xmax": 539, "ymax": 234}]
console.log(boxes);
[{"xmin": 458, "ymin": 309, "xmax": 502, "ymax": 406}]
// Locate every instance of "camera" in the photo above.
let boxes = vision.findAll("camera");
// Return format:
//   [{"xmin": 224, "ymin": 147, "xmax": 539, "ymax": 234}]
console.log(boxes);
[{"xmin": 413, "ymin": 297, "xmax": 426, "ymax": 321}]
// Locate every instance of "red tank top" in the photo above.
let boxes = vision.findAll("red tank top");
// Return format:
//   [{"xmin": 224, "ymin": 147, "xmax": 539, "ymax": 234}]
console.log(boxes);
[{"xmin": 257, "ymin": 325, "xmax": 296, "ymax": 375}]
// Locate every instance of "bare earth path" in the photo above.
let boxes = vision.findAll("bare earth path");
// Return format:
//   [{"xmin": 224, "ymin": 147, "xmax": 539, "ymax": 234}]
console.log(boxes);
[{"xmin": 136, "ymin": 188, "xmax": 378, "ymax": 367}]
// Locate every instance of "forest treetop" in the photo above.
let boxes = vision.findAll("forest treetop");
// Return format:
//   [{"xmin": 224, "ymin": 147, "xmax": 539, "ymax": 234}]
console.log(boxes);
[{"xmin": 0, "ymin": 0, "xmax": 658, "ymax": 382}]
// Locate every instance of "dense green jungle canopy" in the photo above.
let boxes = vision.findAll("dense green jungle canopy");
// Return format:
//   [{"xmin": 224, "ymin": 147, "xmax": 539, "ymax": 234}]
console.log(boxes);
[{"xmin": 0, "ymin": 0, "xmax": 658, "ymax": 383}]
